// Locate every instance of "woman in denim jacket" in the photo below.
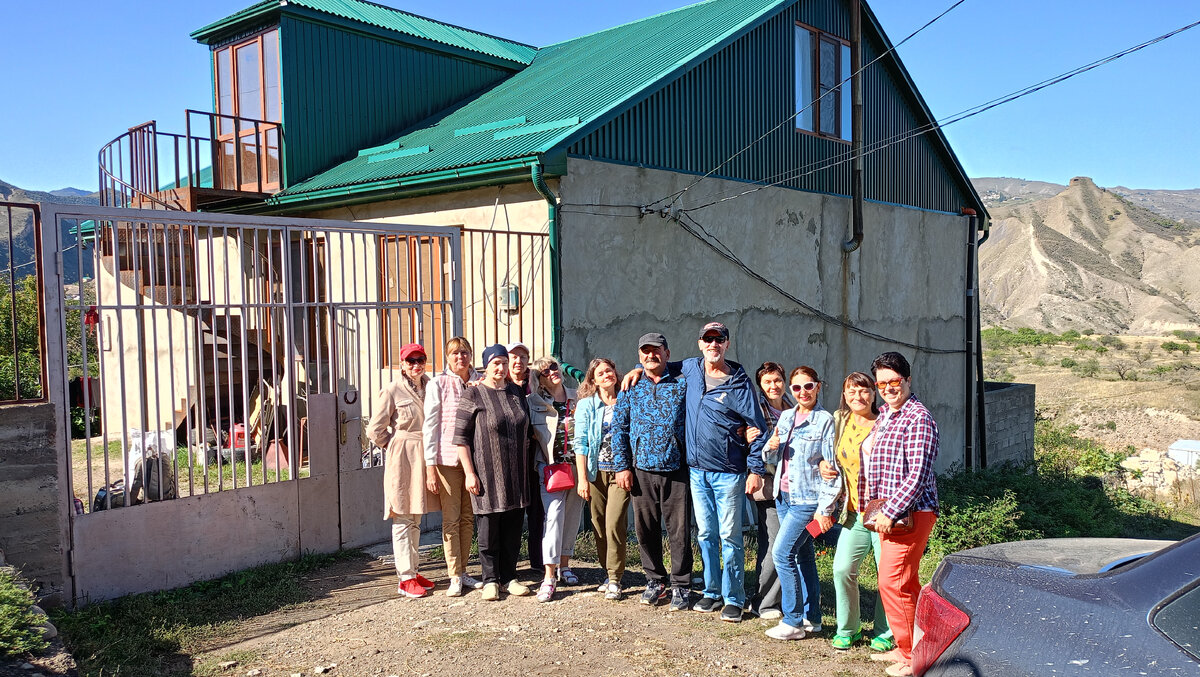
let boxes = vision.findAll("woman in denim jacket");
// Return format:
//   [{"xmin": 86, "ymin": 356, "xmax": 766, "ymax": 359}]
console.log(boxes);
[{"xmin": 762, "ymin": 366, "xmax": 841, "ymax": 641}]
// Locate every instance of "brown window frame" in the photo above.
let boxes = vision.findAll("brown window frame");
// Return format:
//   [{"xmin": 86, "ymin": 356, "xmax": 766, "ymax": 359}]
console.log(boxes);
[
  {"xmin": 794, "ymin": 21, "xmax": 852, "ymax": 144},
  {"xmin": 212, "ymin": 27, "xmax": 282, "ymax": 192}
]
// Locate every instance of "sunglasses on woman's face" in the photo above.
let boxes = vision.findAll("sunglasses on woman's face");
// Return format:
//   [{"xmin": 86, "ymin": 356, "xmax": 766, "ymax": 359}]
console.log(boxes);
[
  {"xmin": 542, "ymin": 364, "xmax": 560, "ymax": 373},
  {"xmin": 876, "ymin": 378, "xmax": 904, "ymax": 391},
  {"xmin": 405, "ymin": 357, "xmax": 427, "ymax": 366},
  {"xmin": 790, "ymin": 382, "xmax": 818, "ymax": 393}
]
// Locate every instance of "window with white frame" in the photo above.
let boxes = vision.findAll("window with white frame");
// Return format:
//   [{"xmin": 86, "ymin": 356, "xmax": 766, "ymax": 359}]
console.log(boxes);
[{"xmin": 795, "ymin": 23, "xmax": 851, "ymax": 142}]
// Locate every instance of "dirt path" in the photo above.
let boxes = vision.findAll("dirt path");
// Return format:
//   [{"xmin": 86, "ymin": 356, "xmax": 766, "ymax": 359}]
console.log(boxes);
[{"xmin": 193, "ymin": 553, "xmax": 885, "ymax": 677}]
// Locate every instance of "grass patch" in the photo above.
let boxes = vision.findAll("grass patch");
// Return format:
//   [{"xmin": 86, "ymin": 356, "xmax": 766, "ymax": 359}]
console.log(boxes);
[
  {"xmin": 0, "ymin": 569, "xmax": 49, "ymax": 658},
  {"xmin": 52, "ymin": 550, "xmax": 363, "ymax": 677}
]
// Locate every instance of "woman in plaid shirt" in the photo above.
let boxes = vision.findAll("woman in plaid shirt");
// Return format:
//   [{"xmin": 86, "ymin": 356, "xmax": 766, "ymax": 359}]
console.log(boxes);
[{"xmin": 861, "ymin": 352, "xmax": 939, "ymax": 677}]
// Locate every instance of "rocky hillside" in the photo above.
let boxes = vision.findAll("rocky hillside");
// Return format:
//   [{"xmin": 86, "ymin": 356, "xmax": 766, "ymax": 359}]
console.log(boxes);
[
  {"xmin": 1, "ymin": 179, "xmax": 99, "ymax": 284},
  {"xmin": 977, "ymin": 176, "xmax": 1200, "ymax": 334}
]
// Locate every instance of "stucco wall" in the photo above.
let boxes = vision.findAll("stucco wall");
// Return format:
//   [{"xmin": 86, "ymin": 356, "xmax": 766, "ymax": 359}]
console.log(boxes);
[
  {"xmin": 983, "ymin": 381, "xmax": 1036, "ymax": 467},
  {"xmin": 0, "ymin": 402, "xmax": 66, "ymax": 602},
  {"xmin": 308, "ymin": 182, "xmax": 554, "ymax": 365},
  {"xmin": 559, "ymin": 159, "xmax": 974, "ymax": 471}
]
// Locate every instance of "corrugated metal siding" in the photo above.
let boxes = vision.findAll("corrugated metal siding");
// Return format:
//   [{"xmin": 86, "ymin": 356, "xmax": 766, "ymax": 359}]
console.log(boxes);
[
  {"xmin": 568, "ymin": 0, "xmax": 971, "ymax": 213},
  {"xmin": 280, "ymin": 15, "xmax": 514, "ymax": 184}
]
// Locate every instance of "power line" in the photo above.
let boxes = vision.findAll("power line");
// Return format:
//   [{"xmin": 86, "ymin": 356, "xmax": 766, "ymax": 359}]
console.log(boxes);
[
  {"xmin": 675, "ymin": 211, "xmax": 966, "ymax": 354},
  {"xmin": 679, "ymin": 17, "xmax": 1200, "ymax": 213},
  {"xmin": 651, "ymin": 0, "xmax": 971, "ymax": 210}
]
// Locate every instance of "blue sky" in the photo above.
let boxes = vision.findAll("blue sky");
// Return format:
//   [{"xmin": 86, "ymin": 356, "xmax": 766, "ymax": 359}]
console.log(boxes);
[{"xmin": 1, "ymin": 0, "xmax": 1196, "ymax": 192}]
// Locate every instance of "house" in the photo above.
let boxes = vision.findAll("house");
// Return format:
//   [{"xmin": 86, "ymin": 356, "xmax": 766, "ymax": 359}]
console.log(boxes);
[{"xmin": 98, "ymin": 0, "xmax": 989, "ymax": 470}]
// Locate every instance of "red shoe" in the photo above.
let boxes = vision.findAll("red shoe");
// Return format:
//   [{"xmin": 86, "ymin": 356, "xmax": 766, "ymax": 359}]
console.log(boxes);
[
  {"xmin": 414, "ymin": 574, "xmax": 435, "ymax": 589},
  {"xmin": 398, "ymin": 578, "xmax": 430, "ymax": 598}
]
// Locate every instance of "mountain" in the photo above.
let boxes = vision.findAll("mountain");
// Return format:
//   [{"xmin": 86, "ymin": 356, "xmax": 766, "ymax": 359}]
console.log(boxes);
[
  {"xmin": 0, "ymin": 178, "xmax": 99, "ymax": 285},
  {"xmin": 978, "ymin": 176, "xmax": 1200, "ymax": 334}
]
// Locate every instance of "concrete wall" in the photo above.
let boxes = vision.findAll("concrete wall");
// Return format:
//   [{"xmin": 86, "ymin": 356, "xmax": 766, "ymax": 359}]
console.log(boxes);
[
  {"xmin": 559, "ymin": 159, "xmax": 975, "ymax": 471},
  {"xmin": 982, "ymin": 381, "xmax": 1036, "ymax": 467},
  {"xmin": 0, "ymin": 402, "xmax": 66, "ymax": 603}
]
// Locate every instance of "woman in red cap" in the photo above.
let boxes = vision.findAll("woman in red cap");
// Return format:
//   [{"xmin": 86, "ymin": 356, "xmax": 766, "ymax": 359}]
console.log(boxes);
[{"xmin": 367, "ymin": 342, "xmax": 438, "ymax": 598}]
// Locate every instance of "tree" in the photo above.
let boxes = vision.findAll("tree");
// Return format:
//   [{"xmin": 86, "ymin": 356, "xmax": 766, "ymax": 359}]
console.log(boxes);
[
  {"xmin": 0, "ymin": 275, "xmax": 98, "ymax": 401},
  {"xmin": 1110, "ymin": 360, "xmax": 1137, "ymax": 381}
]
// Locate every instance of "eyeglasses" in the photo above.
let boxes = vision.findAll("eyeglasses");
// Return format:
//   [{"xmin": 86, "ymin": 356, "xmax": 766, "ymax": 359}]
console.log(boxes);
[
  {"xmin": 542, "ymin": 363, "xmax": 560, "ymax": 373},
  {"xmin": 790, "ymin": 382, "xmax": 818, "ymax": 393},
  {"xmin": 876, "ymin": 378, "xmax": 905, "ymax": 391},
  {"xmin": 700, "ymin": 335, "xmax": 727, "ymax": 344},
  {"xmin": 405, "ymin": 357, "xmax": 427, "ymax": 366}
]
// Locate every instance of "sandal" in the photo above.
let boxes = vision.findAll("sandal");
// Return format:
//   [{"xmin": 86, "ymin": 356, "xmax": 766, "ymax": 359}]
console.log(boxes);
[
  {"xmin": 831, "ymin": 629, "xmax": 862, "ymax": 650},
  {"xmin": 559, "ymin": 567, "xmax": 579, "ymax": 585},
  {"xmin": 536, "ymin": 578, "xmax": 557, "ymax": 603}
]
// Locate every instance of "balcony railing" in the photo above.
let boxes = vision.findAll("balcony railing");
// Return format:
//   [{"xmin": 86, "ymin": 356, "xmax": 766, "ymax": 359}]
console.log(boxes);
[{"xmin": 99, "ymin": 110, "xmax": 283, "ymax": 210}]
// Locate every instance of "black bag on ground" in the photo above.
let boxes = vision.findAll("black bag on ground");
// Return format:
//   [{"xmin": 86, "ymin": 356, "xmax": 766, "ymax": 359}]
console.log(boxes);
[{"xmin": 91, "ymin": 479, "xmax": 128, "ymax": 511}]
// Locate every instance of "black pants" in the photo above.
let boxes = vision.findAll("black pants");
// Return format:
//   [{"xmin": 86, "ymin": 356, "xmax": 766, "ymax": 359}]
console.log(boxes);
[
  {"xmin": 525, "ymin": 471, "xmax": 544, "ymax": 568},
  {"xmin": 632, "ymin": 467, "xmax": 693, "ymax": 589},
  {"xmin": 478, "ymin": 508, "xmax": 524, "ymax": 584}
]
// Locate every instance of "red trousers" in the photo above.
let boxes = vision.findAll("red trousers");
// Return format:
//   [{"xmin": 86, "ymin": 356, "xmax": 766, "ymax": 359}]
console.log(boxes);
[{"xmin": 878, "ymin": 511, "xmax": 937, "ymax": 662}]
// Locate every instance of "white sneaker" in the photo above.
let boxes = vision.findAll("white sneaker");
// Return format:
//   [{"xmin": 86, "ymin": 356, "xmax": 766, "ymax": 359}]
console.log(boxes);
[
  {"xmin": 802, "ymin": 618, "xmax": 823, "ymax": 633},
  {"xmin": 597, "ymin": 578, "xmax": 610, "ymax": 592},
  {"xmin": 766, "ymin": 621, "xmax": 806, "ymax": 641},
  {"xmin": 446, "ymin": 577, "xmax": 464, "ymax": 597},
  {"xmin": 604, "ymin": 581, "xmax": 623, "ymax": 601},
  {"xmin": 760, "ymin": 608, "xmax": 783, "ymax": 620},
  {"xmin": 460, "ymin": 573, "xmax": 484, "ymax": 590}
]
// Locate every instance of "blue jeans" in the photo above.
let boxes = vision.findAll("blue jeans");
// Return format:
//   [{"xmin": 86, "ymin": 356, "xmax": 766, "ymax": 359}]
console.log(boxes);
[
  {"xmin": 690, "ymin": 468, "xmax": 747, "ymax": 608},
  {"xmin": 772, "ymin": 495, "xmax": 819, "ymax": 629}
]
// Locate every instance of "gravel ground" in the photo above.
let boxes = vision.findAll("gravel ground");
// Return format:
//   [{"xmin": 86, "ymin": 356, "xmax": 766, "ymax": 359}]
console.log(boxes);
[{"xmin": 193, "ymin": 552, "xmax": 887, "ymax": 677}]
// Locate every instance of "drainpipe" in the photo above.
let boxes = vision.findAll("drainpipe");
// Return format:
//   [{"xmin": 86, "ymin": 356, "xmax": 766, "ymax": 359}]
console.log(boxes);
[
  {"xmin": 962, "ymin": 209, "xmax": 978, "ymax": 470},
  {"xmin": 973, "ymin": 214, "xmax": 988, "ymax": 468},
  {"xmin": 843, "ymin": 0, "xmax": 865, "ymax": 253},
  {"xmin": 532, "ymin": 163, "xmax": 584, "ymax": 381}
]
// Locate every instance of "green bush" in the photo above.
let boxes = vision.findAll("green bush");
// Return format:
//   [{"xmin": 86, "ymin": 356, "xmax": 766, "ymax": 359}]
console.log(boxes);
[
  {"xmin": 1061, "ymin": 329, "xmax": 1081, "ymax": 341},
  {"xmin": 1098, "ymin": 335, "xmax": 1126, "ymax": 350},
  {"xmin": 1072, "ymin": 358, "xmax": 1101, "ymax": 378},
  {"xmin": 0, "ymin": 570, "xmax": 48, "ymax": 658},
  {"xmin": 928, "ymin": 486, "xmax": 1037, "ymax": 556},
  {"xmin": 1059, "ymin": 357, "xmax": 1078, "ymax": 368},
  {"xmin": 1163, "ymin": 341, "xmax": 1187, "ymax": 353}
]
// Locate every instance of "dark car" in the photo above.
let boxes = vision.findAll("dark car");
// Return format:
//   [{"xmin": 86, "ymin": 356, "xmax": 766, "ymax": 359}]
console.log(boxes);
[{"xmin": 912, "ymin": 533, "xmax": 1200, "ymax": 676}]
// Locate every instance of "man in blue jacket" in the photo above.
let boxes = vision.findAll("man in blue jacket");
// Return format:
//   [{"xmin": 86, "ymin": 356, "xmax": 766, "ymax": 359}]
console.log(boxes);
[{"xmin": 684, "ymin": 322, "xmax": 768, "ymax": 622}]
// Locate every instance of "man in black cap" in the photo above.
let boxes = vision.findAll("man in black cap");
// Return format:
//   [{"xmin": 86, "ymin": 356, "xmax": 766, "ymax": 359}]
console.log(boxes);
[{"xmin": 611, "ymin": 332, "xmax": 693, "ymax": 611}]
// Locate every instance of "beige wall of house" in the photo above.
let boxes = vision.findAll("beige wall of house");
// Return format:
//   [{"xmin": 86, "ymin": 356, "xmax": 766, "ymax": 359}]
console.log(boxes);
[
  {"xmin": 558, "ymin": 159, "xmax": 974, "ymax": 471},
  {"xmin": 308, "ymin": 182, "xmax": 555, "ymax": 385}
]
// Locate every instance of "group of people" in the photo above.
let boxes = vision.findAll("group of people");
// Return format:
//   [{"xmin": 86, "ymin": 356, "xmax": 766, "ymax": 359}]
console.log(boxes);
[{"xmin": 364, "ymin": 322, "xmax": 940, "ymax": 677}]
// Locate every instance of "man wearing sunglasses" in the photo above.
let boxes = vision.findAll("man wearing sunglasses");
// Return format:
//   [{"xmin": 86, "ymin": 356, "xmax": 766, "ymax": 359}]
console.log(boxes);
[{"xmin": 624, "ymin": 321, "xmax": 768, "ymax": 622}]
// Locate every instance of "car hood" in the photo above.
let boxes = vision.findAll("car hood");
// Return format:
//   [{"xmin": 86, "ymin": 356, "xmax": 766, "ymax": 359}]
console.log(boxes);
[{"xmin": 947, "ymin": 537, "xmax": 1177, "ymax": 574}]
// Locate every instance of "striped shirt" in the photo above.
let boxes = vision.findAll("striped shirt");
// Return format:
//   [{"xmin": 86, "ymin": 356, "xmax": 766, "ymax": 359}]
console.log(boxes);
[{"xmin": 860, "ymin": 395, "xmax": 939, "ymax": 521}]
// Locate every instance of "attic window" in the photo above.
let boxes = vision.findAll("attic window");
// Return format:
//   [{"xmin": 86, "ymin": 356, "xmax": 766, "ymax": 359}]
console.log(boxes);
[{"xmin": 795, "ymin": 23, "xmax": 851, "ymax": 142}]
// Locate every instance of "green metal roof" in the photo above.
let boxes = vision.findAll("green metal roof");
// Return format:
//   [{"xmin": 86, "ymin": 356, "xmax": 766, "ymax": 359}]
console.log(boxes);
[
  {"xmin": 192, "ymin": 0, "xmax": 537, "ymax": 67},
  {"xmin": 273, "ymin": 0, "xmax": 793, "ymax": 203}
]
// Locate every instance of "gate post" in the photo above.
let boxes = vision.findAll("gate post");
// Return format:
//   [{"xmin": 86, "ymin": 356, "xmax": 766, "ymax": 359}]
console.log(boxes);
[{"xmin": 298, "ymin": 393, "xmax": 341, "ymax": 554}]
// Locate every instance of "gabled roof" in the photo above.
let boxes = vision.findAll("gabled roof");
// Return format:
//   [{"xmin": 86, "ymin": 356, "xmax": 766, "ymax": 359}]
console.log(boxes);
[
  {"xmin": 191, "ymin": 0, "xmax": 537, "ymax": 67},
  {"xmin": 272, "ymin": 0, "xmax": 792, "ymax": 203}
]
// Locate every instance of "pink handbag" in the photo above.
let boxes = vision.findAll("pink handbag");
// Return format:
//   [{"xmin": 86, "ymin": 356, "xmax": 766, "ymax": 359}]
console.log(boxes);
[{"xmin": 543, "ymin": 462, "xmax": 576, "ymax": 492}]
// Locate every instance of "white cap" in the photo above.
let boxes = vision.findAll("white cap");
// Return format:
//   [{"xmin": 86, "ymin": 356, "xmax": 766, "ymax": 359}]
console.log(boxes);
[{"xmin": 504, "ymin": 341, "xmax": 530, "ymax": 355}]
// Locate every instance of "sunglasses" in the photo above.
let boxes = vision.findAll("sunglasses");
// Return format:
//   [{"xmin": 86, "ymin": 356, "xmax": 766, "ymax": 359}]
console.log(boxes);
[
  {"xmin": 700, "ymin": 335, "xmax": 728, "ymax": 344},
  {"xmin": 542, "ymin": 363, "xmax": 560, "ymax": 373},
  {"xmin": 790, "ymin": 382, "xmax": 818, "ymax": 393},
  {"xmin": 405, "ymin": 357, "xmax": 427, "ymax": 365},
  {"xmin": 876, "ymin": 378, "xmax": 905, "ymax": 391}
]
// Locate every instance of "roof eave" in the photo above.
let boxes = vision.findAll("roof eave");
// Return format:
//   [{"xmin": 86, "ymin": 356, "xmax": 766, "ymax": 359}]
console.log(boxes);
[
  {"xmin": 261, "ymin": 155, "xmax": 544, "ymax": 214},
  {"xmin": 191, "ymin": 0, "xmax": 282, "ymax": 45}
]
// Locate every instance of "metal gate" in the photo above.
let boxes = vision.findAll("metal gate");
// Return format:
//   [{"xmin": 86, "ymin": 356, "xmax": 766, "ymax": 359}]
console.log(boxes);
[{"xmin": 40, "ymin": 204, "xmax": 462, "ymax": 605}]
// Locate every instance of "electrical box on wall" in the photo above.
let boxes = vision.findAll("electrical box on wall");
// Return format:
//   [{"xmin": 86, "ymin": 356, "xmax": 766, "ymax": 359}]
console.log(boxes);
[{"xmin": 500, "ymin": 283, "xmax": 520, "ymax": 314}]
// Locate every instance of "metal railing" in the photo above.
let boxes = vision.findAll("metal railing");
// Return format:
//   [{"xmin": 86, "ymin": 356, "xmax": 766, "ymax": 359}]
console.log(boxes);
[
  {"xmin": 98, "ymin": 111, "xmax": 283, "ymax": 209},
  {"xmin": 461, "ymin": 227, "xmax": 552, "ymax": 360},
  {"xmin": 0, "ymin": 202, "xmax": 46, "ymax": 403}
]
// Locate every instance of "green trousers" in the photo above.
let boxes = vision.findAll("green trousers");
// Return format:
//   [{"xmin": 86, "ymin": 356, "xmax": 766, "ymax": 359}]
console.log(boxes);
[{"xmin": 832, "ymin": 511, "xmax": 893, "ymax": 639}]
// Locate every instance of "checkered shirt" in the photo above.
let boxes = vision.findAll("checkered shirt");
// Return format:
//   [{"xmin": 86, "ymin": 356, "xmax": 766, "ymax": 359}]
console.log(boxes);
[{"xmin": 860, "ymin": 395, "xmax": 939, "ymax": 520}]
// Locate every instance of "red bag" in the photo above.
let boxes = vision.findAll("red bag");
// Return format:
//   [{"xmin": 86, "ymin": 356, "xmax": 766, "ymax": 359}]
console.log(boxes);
[{"xmin": 543, "ymin": 462, "xmax": 576, "ymax": 493}]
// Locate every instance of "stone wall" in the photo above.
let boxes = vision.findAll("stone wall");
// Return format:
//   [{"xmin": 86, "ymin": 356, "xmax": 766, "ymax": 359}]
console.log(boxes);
[
  {"xmin": 983, "ymin": 381, "xmax": 1035, "ymax": 467},
  {"xmin": 0, "ymin": 402, "xmax": 66, "ymax": 603}
]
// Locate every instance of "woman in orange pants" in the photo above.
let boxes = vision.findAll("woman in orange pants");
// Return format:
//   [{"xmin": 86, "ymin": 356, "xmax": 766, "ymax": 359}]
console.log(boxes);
[{"xmin": 860, "ymin": 352, "xmax": 939, "ymax": 677}]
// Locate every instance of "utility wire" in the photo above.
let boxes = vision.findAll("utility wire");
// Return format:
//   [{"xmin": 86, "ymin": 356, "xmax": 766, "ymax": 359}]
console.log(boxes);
[
  {"xmin": 675, "ymin": 211, "xmax": 966, "ymax": 354},
  {"xmin": 680, "ymin": 17, "xmax": 1200, "ymax": 213},
  {"xmin": 651, "ymin": 0, "xmax": 970, "ymax": 210}
]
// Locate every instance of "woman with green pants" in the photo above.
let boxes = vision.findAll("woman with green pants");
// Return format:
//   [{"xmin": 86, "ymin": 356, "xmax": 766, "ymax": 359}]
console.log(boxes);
[{"xmin": 821, "ymin": 371, "xmax": 894, "ymax": 652}]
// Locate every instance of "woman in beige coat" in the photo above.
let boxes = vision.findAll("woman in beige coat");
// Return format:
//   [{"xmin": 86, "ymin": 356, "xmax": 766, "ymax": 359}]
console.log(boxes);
[{"xmin": 367, "ymin": 342, "xmax": 438, "ymax": 599}]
